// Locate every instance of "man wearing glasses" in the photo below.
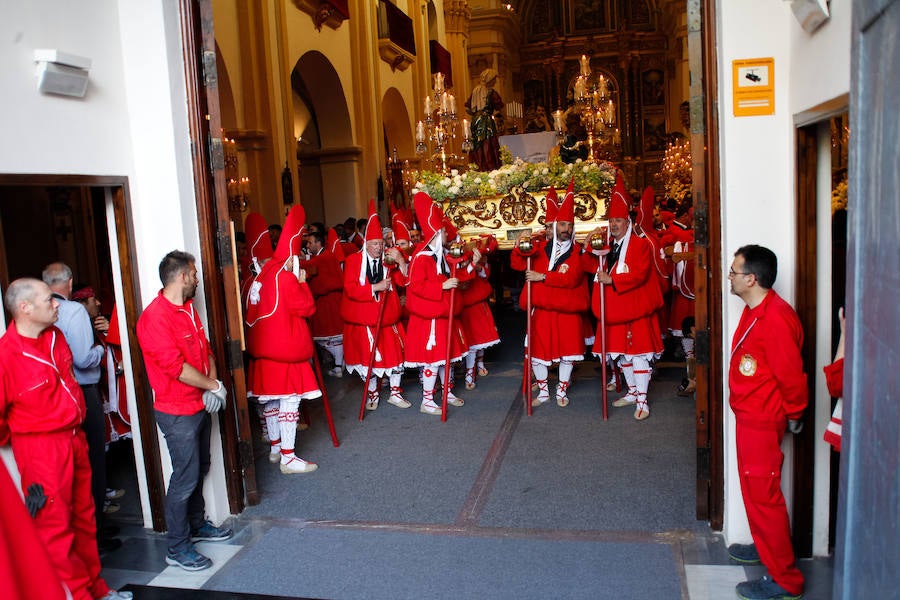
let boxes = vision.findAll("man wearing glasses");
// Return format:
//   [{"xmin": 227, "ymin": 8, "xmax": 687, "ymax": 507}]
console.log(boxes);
[{"xmin": 726, "ymin": 244, "xmax": 807, "ymax": 600}]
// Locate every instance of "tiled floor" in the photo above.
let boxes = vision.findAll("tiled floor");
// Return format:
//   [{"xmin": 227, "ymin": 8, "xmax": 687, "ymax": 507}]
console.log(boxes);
[{"xmin": 100, "ymin": 516, "xmax": 834, "ymax": 599}]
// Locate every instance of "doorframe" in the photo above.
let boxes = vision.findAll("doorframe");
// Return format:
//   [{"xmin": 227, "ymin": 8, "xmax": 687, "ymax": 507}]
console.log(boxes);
[
  {"xmin": 793, "ymin": 94, "xmax": 850, "ymax": 558},
  {"xmin": 0, "ymin": 173, "xmax": 167, "ymax": 531},
  {"xmin": 179, "ymin": 0, "xmax": 259, "ymax": 509}
]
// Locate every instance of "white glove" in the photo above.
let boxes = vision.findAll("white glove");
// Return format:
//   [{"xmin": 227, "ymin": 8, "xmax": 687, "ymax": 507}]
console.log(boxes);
[
  {"xmin": 210, "ymin": 379, "xmax": 227, "ymax": 409},
  {"xmin": 203, "ymin": 379, "xmax": 227, "ymax": 413},
  {"xmin": 202, "ymin": 390, "xmax": 222, "ymax": 413}
]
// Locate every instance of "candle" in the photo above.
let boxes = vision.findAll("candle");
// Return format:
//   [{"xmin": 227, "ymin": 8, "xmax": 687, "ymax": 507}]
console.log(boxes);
[
  {"xmin": 448, "ymin": 93, "xmax": 456, "ymax": 115},
  {"xmin": 552, "ymin": 110, "xmax": 564, "ymax": 131},
  {"xmin": 575, "ymin": 79, "xmax": 584, "ymax": 100},
  {"xmin": 580, "ymin": 55, "xmax": 590, "ymax": 77},
  {"xmin": 462, "ymin": 118, "xmax": 470, "ymax": 135},
  {"xmin": 434, "ymin": 72, "xmax": 444, "ymax": 94},
  {"xmin": 598, "ymin": 75, "xmax": 607, "ymax": 97},
  {"xmin": 416, "ymin": 120, "xmax": 425, "ymax": 142}
]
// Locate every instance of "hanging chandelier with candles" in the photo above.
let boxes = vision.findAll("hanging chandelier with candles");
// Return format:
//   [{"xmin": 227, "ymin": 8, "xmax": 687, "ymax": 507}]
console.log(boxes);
[
  {"xmin": 572, "ymin": 55, "xmax": 621, "ymax": 162},
  {"xmin": 415, "ymin": 72, "xmax": 472, "ymax": 175}
]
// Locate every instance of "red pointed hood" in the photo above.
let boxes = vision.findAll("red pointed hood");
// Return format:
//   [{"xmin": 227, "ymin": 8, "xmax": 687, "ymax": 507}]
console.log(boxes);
[
  {"xmin": 637, "ymin": 186, "xmax": 656, "ymax": 233},
  {"xmin": 244, "ymin": 212, "xmax": 273, "ymax": 263},
  {"xmin": 558, "ymin": 178, "xmax": 575, "ymax": 222},
  {"xmin": 414, "ymin": 191, "xmax": 445, "ymax": 242},
  {"xmin": 392, "ymin": 210, "xmax": 411, "ymax": 243},
  {"xmin": 608, "ymin": 175, "xmax": 630, "ymax": 220},
  {"xmin": 327, "ymin": 227, "xmax": 345, "ymax": 262},
  {"xmin": 274, "ymin": 204, "xmax": 306, "ymax": 260},
  {"xmin": 544, "ymin": 186, "xmax": 559, "ymax": 223},
  {"xmin": 364, "ymin": 199, "xmax": 383, "ymax": 242}
]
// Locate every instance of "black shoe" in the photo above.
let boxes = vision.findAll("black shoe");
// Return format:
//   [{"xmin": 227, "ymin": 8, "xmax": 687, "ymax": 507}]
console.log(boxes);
[
  {"xmin": 190, "ymin": 520, "xmax": 234, "ymax": 542},
  {"xmin": 99, "ymin": 523, "xmax": 121, "ymax": 537},
  {"xmin": 728, "ymin": 542, "xmax": 762, "ymax": 564},
  {"xmin": 98, "ymin": 536, "xmax": 123, "ymax": 553}
]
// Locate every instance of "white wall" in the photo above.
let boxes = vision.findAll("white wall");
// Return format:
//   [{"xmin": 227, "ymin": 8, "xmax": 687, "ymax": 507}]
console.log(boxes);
[
  {"xmin": 717, "ymin": 0, "xmax": 851, "ymax": 550},
  {"xmin": 0, "ymin": 0, "xmax": 232, "ymax": 528}
]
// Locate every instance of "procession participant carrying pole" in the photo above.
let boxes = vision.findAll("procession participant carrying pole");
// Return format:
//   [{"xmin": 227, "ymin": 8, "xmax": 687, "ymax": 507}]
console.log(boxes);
[
  {"xmin": 516, "ymin": 233, "xmax": 539, "ymax": 416},
  {"xmin": 588, "ymin": 230, "xmax": 610, "ymax": 421},
  {"xmin": 309, "ymin": 340, "xmax": 340, "ymax": 445},
  {"xmin": 358, "ymin": 292, "xmax": 388, "ymax": 421},
  {"xmin": 441, "ymin": 251, "xmax": 465, "ymax": 422}
]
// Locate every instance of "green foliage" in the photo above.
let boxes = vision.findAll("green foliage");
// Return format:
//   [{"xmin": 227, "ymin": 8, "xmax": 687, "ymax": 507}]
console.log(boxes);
[{"xmin": 414, "ymin": 156, "xmax": 617, "ymax": 201}]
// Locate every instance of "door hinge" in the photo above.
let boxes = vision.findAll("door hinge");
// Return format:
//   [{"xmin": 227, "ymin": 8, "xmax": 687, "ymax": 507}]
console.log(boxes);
[
  {"xmin": 238, "ymin": 440, "xmax": 253, "ymax": 469},
  {"xmin": 202, "ymin": 50, "xmax": 217, "ymax": 88},
  {"xmin": 208, "ymin": 135, "xmax": 224, "ymax": 172},
  {"xmin": 697, "ymin": 446, "xmax": 710, "ymax": 481},
  {"xmin": 217, "ymin": 227, "xmax": 234, "ymax": 268},
  {"xmin": 225, "ymin": 338, "xmax": 243, "ymax": 372},
  {"xmin": 695, "ymin": 329, "xmax": 710, "ymax": 365},
  {"xmin": 694, "ymin": 194, "xmax": 708, "ymax": 246}
]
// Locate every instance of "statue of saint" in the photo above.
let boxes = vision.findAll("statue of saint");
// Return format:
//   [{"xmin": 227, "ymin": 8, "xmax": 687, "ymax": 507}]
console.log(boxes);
[{"xmin": 466, "ymin": 68, "xmax": 504, "ymax": 172}]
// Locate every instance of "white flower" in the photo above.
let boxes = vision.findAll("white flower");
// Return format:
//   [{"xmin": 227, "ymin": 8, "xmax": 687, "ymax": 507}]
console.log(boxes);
[
  {"xmin": 453, "ymin": 176, "xmax": 462, "ymax": 185},
  {"xmin": 450, "ymin": 169, "xmax": 459, "ymax": 177},
  {"xmin": 575, "ymin": 158, "xmax": 583, "ymax": 164},
  {"xmin": 542, "ymin": 168, "xmax": 549, "ymax": 175},
  {"xmin": 448, "ymin": 186, "xmax": 459, "ymax": 195},
  {"xmin": 441, "ymin": 177, "xmax": 451, "ymax": 186},
  {"xmin": 583, "ymin": 166, "xmax": 590, "ymax": 173}
]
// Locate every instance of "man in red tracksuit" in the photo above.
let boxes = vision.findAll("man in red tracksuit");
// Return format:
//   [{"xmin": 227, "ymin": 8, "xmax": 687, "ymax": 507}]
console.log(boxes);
[
  {"xmin": 727, "ymin": 244, "xmax": 806, "ymax": 600},
  {"xmin": 0, "ymin": 278, "xmax": 130, "ymax": 600}
]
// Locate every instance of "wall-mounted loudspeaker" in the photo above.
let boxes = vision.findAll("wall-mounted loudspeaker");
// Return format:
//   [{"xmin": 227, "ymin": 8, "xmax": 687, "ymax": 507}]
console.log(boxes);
[{"xmin": 34, "ymin": 49, "xmax": 91, "ymax": 98}]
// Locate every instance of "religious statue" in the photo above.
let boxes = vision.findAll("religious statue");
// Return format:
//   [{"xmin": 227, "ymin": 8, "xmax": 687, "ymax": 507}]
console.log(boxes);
[
  {"xmin": 559, "ymin": 111, "xmax": 589, "ymax": 164},
  {"xmin": 466, "ymin": 68, "xmax": 504, "ymax": 172}
]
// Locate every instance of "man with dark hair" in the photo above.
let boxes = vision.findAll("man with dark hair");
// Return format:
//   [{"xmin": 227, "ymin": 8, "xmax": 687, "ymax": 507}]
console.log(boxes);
[
  {"xmin": 0, "ymin": 278, "xmax": 131, "ymax": 599},
  {"xmin": 727, "ymin": 244, "xmax": 806, "ymax": 600},
  {"xmin": 137, "ymin": 250, "xmax": 233, "ymax": 572}
]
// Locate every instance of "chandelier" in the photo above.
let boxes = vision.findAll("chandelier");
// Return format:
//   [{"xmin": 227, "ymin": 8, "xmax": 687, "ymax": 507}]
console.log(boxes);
[
  {"xmin": 658, "ymin": 137, "xmax": 692, "ymax": 203},
  {"xmin": 223, "ymin": 135, "xmax": 249, "ymax": 213},
  {"xmin": 573, "ymin": 55, "xmax": 621, "ymax": 162},
  {"xmin": 415, "ymin": 72, "xmax": 472, "ymax": 175}
]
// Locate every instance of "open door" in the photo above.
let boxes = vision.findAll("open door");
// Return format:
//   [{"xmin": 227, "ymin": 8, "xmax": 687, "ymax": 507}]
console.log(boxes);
[
  {"xmin": 688, "ymin": 0, "xmax": 725, "ymax": 528},
  {"xmin": 179, "ymin": 0, "xmax": 259, "ymax": 508}
]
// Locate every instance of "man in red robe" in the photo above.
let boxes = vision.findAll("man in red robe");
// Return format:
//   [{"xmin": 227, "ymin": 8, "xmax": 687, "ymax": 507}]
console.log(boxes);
[
  {"xmin": 511, "ymin": 182, "xmax": 589, "ymax": 407},
  {"xmin": 589, "ymin": 176, "xmax": 664, "ymax": 420},
  {"xmin": 404, "ymin": 192, "xmax": 468, "ymax": 414},
  {"xmin": 459, "ymin": 234, "xmax": 500, "ymax": 389},
  {"xmin": 244, "ymin": 205, "xmax": 320, "ymax": 474},
  {"xmin": 342, "ymin": 200, "xmax": 410, "ymax": 411},
  {"xmin": 302, "ymin": 229, "xmax": 345, "ymax": 377}
]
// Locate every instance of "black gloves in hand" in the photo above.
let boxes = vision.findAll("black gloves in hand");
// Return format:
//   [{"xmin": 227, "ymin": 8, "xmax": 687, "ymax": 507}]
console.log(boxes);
[{"xmin": 25, "ymin": 482, "xmax": 47, "ymax": 518}]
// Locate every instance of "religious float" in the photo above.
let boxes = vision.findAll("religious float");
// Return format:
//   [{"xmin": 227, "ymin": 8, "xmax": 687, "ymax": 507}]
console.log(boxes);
[{"xmin": 413, "ymin": 155, "xmax": 618, "ymax": 249}]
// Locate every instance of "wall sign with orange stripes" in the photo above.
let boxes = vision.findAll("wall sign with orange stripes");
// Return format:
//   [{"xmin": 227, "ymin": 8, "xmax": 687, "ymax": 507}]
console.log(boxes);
[{"xmin": 732, "ymin": 58, "xmax": 775, "ymax": 117}]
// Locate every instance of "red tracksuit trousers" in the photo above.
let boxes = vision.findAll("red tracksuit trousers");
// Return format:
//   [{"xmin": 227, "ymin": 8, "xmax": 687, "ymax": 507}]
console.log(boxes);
[
  {"xmin": 736, "ymin": 422, "xmax": 805, "ymax": 596},
  {"xmin": 12, "ymin": 429, "xmax": 110, "ymax": 600}
]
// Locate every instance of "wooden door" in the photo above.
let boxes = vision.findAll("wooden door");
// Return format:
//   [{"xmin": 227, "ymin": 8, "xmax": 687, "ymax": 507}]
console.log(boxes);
[
  {"xmin": 835, "ymin": 0, "xmax": 900, "ymax": 596},
  {"xmin": 687, "ymin": 0, "xmax": 724, "ymax": 528},
  {"xmin": 179, "ymin": 0, "xmax": 259, "ymax": 508}
]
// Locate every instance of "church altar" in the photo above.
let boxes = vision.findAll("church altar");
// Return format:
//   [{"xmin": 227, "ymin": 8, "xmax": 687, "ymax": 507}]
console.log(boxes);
[{"xmin": 497, "ymin": 131, "xmax": 560, "ymax": 164}]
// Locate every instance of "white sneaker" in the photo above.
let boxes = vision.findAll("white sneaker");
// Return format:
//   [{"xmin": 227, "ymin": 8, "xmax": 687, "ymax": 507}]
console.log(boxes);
[
  {"xmin": 420, "ymin": 399, "xmax": 441, "ymax": 415},
  {"xmin": 280, "ymin": 456, "xmax": 318, "ymax": 474},
  {"xmin": 328, "ymin": 367, "xmax": 343, "ymax": 377},
  {"xmin": 268, "ymin": 449, "xmax": 281, "ymax": 464}
]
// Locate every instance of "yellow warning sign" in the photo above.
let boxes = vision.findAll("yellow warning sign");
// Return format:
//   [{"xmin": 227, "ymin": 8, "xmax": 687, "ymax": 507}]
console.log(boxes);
[{"xmin": 732, "ymin": 58, "xmax": 775, "ymax": 117}]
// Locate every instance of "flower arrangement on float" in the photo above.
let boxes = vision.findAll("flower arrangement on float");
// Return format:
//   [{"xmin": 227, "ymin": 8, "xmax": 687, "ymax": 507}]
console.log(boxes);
[{"xmin": 413, "ymin": 153, "xmax": 618, "ymax": 202}]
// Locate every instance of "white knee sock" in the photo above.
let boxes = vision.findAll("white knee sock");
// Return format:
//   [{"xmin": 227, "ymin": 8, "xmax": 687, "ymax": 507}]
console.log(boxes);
[
  {"xmin": 620, "ymin": 359, "xmax": 637, "ymax": 395},
  {"xmin": 532, "ymin": 361, "xmax": 549, "ymax": 400},
  {"xmin": 631, "ymin": 356, "xmax": 652, "ymax": 396},
  {"xmin": 557, "ymin": 359, "xmax": 574, "ymax": 397},
  {"xmin": 278, "ymin": 395, "xmax": 301, "ymax": 458},
  {"xmin": 422, "ymin": 366, "xmax": 438, "ymax": 405},
  {"xmin": 331, "ymin": 340, "xmax": 344, "ymax": 367},
  {"xmin": 263, "ymin": 401, "xmax": 281, "ymax": 449}
]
